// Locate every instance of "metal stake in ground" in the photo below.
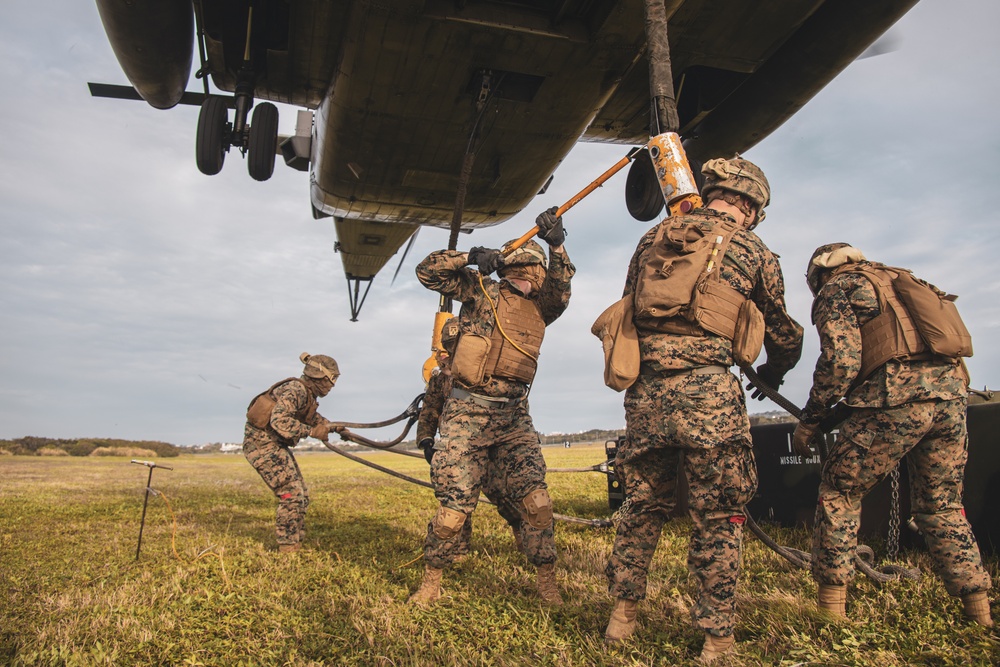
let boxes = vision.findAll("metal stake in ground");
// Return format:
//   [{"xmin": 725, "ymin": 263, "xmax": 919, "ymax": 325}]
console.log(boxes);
[{"xmin": 131, "ymin": 459, "xmax": 173, "ymax": 560}]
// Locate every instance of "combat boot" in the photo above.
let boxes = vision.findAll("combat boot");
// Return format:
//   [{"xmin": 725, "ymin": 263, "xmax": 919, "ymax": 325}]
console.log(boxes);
[
  {"xmin": 536, "ymin": 563, "xmax": 563, "ymax": 606},
  {"xmin": 278, "ymin": 543, "xmax": 301, "ymax": 554},
  {"xmin": 604, "ymin": 598, "xmax": 638, "ymax": 642},
  {"xmin": 961, "ymin": 591, "xmax": 994, "ymax": 627},
  {"xmin": 699, "ymin": 633, "xmax": 735, "ymax": 664},
  {"xmin": 408, "ymin": 565, "xmax": 444, "ymax": 607},
  {"xmin": 817, "ymin": 583, "xmax": 847, "ymax": 618}
]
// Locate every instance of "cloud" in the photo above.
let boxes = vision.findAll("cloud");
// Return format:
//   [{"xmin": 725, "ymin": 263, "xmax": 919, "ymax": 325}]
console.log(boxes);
[{"xmin": 0, "ymin": 1, "xmax": 998, "ymax": 445}]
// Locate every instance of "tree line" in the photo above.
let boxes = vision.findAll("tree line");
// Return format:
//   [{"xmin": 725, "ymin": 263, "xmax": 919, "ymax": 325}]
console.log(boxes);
[{"xmin": 0, "ymin": 436, "xmax": 182, "ymax": 457}]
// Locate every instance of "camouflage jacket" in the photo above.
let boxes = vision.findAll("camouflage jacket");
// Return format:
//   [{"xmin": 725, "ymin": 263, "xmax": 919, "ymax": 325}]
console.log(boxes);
[
  {"xmin": 623, "ymin": 208, "xmax": 803, "ymax": 373},
  {"xmin": 416, "ymin": 246, "xmax": 575, "ymax": 398},
  {"xmin": 249, "ymin": 380, "xmax": 326, "ymax": 446},
  {"xmin": 799, "ymin": 267, "xmax": 968, "ymax": 424},
  {"xmin": 416, "ymin": 366, "xmax": 452, "ymax": 443}
]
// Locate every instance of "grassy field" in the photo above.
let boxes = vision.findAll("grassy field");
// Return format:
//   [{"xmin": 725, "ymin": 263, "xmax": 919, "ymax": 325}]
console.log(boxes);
[{"xmin": 1, "ymin": 447, "xmax": 997, "ymax": 666}]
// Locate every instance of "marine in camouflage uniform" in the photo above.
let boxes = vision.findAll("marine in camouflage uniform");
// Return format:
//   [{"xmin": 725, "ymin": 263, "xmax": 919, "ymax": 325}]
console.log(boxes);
[
  {"xmin": 604, "ymin": 157, "xmax": 803, "ymax": 662},
  {"xmin": 243, "ymin": 353, "xmax": 340, "ymax": 553},
  {"xmin": 794, "ymin": 243, "xmax": 992, "ymax": 626},
  {"xmin": 416, "ymin": 349, "xmax": 524, "ymax": 553},
  {"xmin": 408, "ymin": 208, "xmax": 573, "ymax": 607}
]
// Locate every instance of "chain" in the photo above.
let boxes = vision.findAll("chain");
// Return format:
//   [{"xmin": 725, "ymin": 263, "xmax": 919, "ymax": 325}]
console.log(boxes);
[
  {"xmin": 610, "ymin": 495, "xmax": 634, "ymax": 528},
  {"xmin": 888, "ymin": 463, "xmax": 901, "ymax": 561}
]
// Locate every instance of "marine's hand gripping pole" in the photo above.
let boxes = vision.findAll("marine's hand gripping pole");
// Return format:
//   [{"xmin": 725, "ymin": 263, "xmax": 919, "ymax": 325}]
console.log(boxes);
[
  {"xmin": 131, "ymin": 459, "xmax": 173, "ymax": 561},
  {"xmin": 501, "ymin": 146, "xmax": 642, "ymax": 256}
]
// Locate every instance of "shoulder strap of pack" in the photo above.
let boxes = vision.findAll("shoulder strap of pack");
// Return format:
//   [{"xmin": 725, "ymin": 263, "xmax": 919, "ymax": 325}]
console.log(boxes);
[
  {"xmin": 267, "ymin": 377, "xmax": 304, "ymax": 398},
  {"xmin": 834, "ymin": 262, "xmax": 902, "ymax": 312},
  {"xmin": 703, "ymin": 219, "xmax": 742, "ymax": 280},
  {"xmin": 833, "ymin": 262, "xmax": 926, "ymax": 356}
]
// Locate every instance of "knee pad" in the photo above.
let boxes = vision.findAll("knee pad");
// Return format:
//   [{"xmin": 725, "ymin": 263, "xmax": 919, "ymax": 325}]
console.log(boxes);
[
  {"xmin": 521, "ymin": 488, "xmax": 553, "ymax": 529},
  {"xmin": 432, "ymin": 505, "xmax": 467, "ymax": 539}
]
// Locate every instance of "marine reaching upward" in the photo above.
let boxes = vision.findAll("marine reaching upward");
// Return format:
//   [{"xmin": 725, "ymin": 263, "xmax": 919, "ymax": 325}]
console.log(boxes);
[{"xmin": 408, "ymin": 208, "xmax": 574, "ymax": 607}]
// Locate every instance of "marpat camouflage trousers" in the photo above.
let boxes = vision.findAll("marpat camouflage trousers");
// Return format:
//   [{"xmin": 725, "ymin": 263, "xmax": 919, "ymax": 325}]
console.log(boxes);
[
  {"xmin": 424, "ymin": 397, "xmax": 554, "ymax": 568},
  {"xmin": 454, "ymin": 464, "xmax": 523, "ymax": 555},
  {"xmin": 607, "ymin": 369, "xmax": 756, "ymax": 637},
  {"xmin": 812, "ymin": 397, "xmax": 991, "ymax": 595},
  {"xmin": 243, "ymin": 425, "xmax": 310, "ymax": 548}
]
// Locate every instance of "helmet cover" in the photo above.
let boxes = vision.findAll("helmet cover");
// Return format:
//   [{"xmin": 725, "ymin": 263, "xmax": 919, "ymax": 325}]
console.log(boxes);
[
  {"xmin": 300, "ymin": 353, "xmax": 340, "ymax": 381},
  {"xmin": 806, "ymin": 243, "xmax": 866, "ymax": 296},
  {"xmin": 700, "ymin": 156, "xmax": 770, "ymax": 225}
]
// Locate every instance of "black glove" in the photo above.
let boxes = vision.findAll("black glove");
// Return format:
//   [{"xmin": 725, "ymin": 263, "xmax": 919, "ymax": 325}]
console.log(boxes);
[
  {"xmin": 535, "ymin": 206, "xmax": 565, "ymax": 247},
  {"xmin": 791, "ymin": 422, "xmax": 820, "ymax": 458},
  {"xmin": 467, "ymin": 246, "xmax": 504, "ymax": 275},
  {"xmin": 746, "ymin": 363, "xmax": 784, "ymax": 401},
  {"xmin": 419, "ymin": 438, "xmax": 435, "ymax": 465}
]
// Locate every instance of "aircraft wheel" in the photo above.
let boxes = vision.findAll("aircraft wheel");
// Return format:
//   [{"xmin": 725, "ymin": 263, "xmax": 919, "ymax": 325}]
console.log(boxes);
[
  {"xmin": 248, "ymin": 102, "xmax": 279, "ymax": 182},
  {"xmin": 196, "ymin": 97, "xmax": 229, "ymax": 176},
  {"xmin": 625, "ymin": 150, "xmax": 665, "ymax": 221}
]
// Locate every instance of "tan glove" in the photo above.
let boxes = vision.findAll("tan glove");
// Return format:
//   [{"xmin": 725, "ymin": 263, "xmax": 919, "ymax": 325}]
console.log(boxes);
[
  {"xmin": 791, "ymin": 422, "xmax": 819, "ymax": 457},
  {"xmin": 309, "ymin": 422, "xmax": 331, "ymax": 442}
]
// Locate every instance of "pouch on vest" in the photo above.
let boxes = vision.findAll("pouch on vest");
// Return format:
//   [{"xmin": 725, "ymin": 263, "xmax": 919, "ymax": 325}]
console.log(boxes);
[
  {"xmin": 633, "ymin": 217, "xmax": 741, "ymax": 332},
  {"xmin": 892, "ymin": 271, "xmax": 973, "ymax": 358},
  {"xmin": 246, "ymin": 394, "xmax": 276, "ymax": 430},
  {"xmin": 246, "ymin": 377, "xmax": 300, "ymax": 429},
  {"xmin": 451, "ymin": 333, "xmax": 492, "ymax": 387},
  {"xmin": 591, "ymin": 295, "xmax": 640, "ymax": 391},
  {"xmin": 732, "ymin": 299, "xmax": 765, "ymax": 366}
]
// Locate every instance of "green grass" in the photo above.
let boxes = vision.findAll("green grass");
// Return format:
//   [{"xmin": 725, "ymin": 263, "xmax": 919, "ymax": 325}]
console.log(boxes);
[{"xmin": 1, "ymin": 448, "xmax": 997, "ymax": 666}]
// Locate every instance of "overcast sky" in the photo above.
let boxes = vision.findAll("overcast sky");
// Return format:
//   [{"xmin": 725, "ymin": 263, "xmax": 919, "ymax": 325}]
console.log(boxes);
[{"xmin": 1, "ymin": 1, "xmax": 998, "ymax": 447}]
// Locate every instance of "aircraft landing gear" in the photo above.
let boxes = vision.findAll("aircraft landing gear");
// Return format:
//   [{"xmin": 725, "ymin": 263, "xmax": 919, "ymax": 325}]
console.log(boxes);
[
  {"xmin": 248, "ymin": 102, "xmax": 278, "ymax": 181},
  {"xmin": 192, "ymin": 74, "xmax": 278, "ymax": 180},
  {"xmin": 193, "ymin": 0, "xmax": 279, "ymax": 182},
  {"xmin": 196, "ymin": 96, "xmax": 229, "ymax": 176}
]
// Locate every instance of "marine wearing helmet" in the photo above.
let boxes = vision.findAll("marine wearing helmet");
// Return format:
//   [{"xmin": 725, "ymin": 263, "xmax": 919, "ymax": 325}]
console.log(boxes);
[
  {"xmin": 300, "ymin": 352, "xmax": 340, "ymax": 397},
  {"xmin": 700, "ymin": 156, "xmax": 771, "ymax": 229},
  {"xmin": 409, "ymin": 206, "xmax": 575, "ymax": 609}
]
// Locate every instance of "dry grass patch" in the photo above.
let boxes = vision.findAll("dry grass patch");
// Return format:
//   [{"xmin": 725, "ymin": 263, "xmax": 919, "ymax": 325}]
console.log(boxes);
[
  {"xmin": 0, "ymin": 448, "xmax": 997, "ymax": 666},
  {"xmin": 89, "ymin": 446, "xmax": 160, "ymax": 457}
]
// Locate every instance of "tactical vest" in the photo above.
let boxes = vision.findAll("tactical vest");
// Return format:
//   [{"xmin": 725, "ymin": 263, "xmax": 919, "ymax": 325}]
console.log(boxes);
[
  {"xmin": 246, "ymin": 378, "xmax": 318, "ymax": 431},
  {"xmin": 483, "ymin": 288, "xmax": 545, "ymax": 383},
  {"xmin": 829, "ymin": 264, "xmax": 931, "ymax": 381},
  {"xmin": 633, "ymin": 214, "xmax": 748, "ymax": 340}
]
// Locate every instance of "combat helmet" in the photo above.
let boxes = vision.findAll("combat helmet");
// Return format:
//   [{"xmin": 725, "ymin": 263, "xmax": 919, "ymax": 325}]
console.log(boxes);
[
  {"xmin": 700, "ymin": 156, "xmax": 770, "ymax": 228},
  {"xmin": 500, "ymin": 239, "xmax": 547, "ymax": 269},
  {"xmin": 806, "ymin": 243, "xmax": 866, "ymax": 296},
  {"xmin": 498, "ymin": 239, "xmax": 547, "ymax": 294},
  {"xmin": 300, "ymin": 352, "xmax": 340, "ymax": 382}
]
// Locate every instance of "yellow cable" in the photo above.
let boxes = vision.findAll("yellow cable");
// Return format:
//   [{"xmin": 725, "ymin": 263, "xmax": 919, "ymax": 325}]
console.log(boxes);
[
  {"xmin": 395, "ymin": 551, "xmax": 424, "ymax": 571},
  {"xmin": 477, "ymin": 272, "xmax": 537, "ymax": 362}
]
